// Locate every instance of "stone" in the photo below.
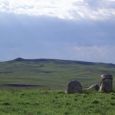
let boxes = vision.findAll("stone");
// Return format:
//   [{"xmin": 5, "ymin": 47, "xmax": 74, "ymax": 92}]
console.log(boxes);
[
  {"xmin": 87, "ymin": 84, "xmax": 99, "ymax": 91},
  {"xmin": 99, "ymin": 74, "xmax": 113, "ymax": 93},
  {"xmin": 66, "ymin": 80, "xmax": 82, "ymax": 94}
]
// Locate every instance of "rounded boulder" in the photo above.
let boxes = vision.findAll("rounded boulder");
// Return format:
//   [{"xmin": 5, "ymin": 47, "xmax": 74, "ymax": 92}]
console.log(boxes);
[{"xmin": 66, "ymin": 80, "xmax": 82, "ymax": 94}]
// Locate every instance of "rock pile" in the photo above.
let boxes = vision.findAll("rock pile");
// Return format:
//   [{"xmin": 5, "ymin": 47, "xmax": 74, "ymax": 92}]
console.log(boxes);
[{"xmin": 66, "ymin": 74, "xmax": 113, "ymax": 94}]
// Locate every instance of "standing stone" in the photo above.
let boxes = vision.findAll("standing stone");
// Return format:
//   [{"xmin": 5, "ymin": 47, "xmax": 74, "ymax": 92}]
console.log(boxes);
[
  {"xmin": 99, "ymin": 74, "xmax": 113, "ymax": 93},
  {"xmin": 66, "ymin": 80, "xmax": 82, "ymax": 94}
]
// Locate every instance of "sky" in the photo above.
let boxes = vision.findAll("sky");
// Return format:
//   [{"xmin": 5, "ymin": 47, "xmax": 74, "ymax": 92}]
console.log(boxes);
[{"xmin": 0, "ymin": 0, "xmax": 115, "ymax": 63}]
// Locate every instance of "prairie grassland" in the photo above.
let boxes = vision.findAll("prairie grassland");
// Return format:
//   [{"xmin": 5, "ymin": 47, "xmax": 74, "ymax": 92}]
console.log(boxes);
[{"xmin": 0, "ymin": 89, "xmax": 114, "ymax": 115}]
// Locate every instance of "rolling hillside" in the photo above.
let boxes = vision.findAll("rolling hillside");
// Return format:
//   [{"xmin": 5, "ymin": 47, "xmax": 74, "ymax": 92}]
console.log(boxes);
[{"xmin": 0, "ymin": 58, "xmax": 115, "ymax": 89}]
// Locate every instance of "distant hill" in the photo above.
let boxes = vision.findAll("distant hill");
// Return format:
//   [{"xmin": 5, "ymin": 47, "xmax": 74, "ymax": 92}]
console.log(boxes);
[
  {"xmin": 10, "ymin": 57, "xmax": 115, "ymax": 67},
  {"xmin": 0, "ymin": 58, "xmax": 115, "ymax": 89}
]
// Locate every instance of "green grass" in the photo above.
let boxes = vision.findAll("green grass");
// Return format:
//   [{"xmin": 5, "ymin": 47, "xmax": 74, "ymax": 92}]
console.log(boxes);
[{"xmin": 0, "ymin": 89, "xmax": 114, "ymax": 115}]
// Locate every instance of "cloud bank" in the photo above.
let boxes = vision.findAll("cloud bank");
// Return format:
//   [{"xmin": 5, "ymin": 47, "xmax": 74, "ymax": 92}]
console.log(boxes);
[
  {"xmin": 0, "ymin": 14, "xmax": 115, "ymax": 63},
  {"xmin": 72, "ymin": 45, "xmax": 115, "ymax": 63},
  {"xmin": 0, "ymin": 0, "xmax": 115, "ymax": 20},
  {"xmin": 0, "ymin": 1, "xmax": 115, "ymax": 63}
]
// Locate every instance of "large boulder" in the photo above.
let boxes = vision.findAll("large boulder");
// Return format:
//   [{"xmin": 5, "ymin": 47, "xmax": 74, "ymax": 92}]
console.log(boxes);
[
  {"xmin": 66, "ymin": 80, "xmax": 82, "ymax": 94},
  {"xmin": 99, "ymin": 74, "xmax": 113, "ymax": 93}
]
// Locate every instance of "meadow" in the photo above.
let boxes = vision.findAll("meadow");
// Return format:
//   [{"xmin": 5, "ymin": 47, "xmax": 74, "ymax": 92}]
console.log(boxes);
[{"xmin": 0, "ymin": 89, "xmax": 114, "ymax": 115}]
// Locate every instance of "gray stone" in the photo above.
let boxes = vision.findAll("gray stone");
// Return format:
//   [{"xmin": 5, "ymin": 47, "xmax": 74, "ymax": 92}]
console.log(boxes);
[
  {"xmin": 87, "ymin": 84, "xmax": 99, "ymax": 91},
  {"xmin": 99, "ymin": 74, "xmax": 113, "ymax": 93},
  {"xmin": 66, "ymin": 80, "xmax": 82, "ymax": 94}
]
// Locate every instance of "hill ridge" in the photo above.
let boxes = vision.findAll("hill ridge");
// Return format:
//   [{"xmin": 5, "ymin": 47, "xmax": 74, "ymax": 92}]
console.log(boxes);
[{"xmin": 7, "ymin": 57, "xmax": 115, "ymax": 67}]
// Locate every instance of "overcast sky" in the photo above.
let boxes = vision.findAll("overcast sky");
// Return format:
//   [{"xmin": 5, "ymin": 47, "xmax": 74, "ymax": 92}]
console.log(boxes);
[{"xmin": 0, "ymin": 0, "xmax": 115, "ymax": 63}]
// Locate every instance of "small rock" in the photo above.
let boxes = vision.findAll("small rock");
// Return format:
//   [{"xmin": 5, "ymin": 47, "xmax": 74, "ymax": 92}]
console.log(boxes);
[{"xmin": 87, "ymin": 84, "xmax": 99, "ymax": 91}]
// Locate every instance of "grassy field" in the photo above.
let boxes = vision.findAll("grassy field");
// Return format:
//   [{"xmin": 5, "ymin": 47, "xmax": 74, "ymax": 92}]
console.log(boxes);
[
  {"xmin": 0, "ymin": 59, "xmax": 115, "ymax": 114},
  {"xmin": 0, "ymin": 89, "xmax": 114, "ymax": 115},
  {"xmin": 0, "ymin": 58, "xmax": 115, "ymax": 89}
]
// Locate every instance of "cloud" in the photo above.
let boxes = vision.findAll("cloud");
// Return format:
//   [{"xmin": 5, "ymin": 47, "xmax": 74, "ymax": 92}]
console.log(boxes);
[
  {"xmin": 0, "ymin": 8, "xmax": 115, "ymax": 63},
  {"xmin": 0, "ymin": 14, "xmax": 115, "ymax": 45},
  {"xmin": 72, "ymin": 45, "xmax": 115, "ymax": 63},
  {"xmin": 0, "ymin": 0, "xmax": 115, "ymax": 21}
]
